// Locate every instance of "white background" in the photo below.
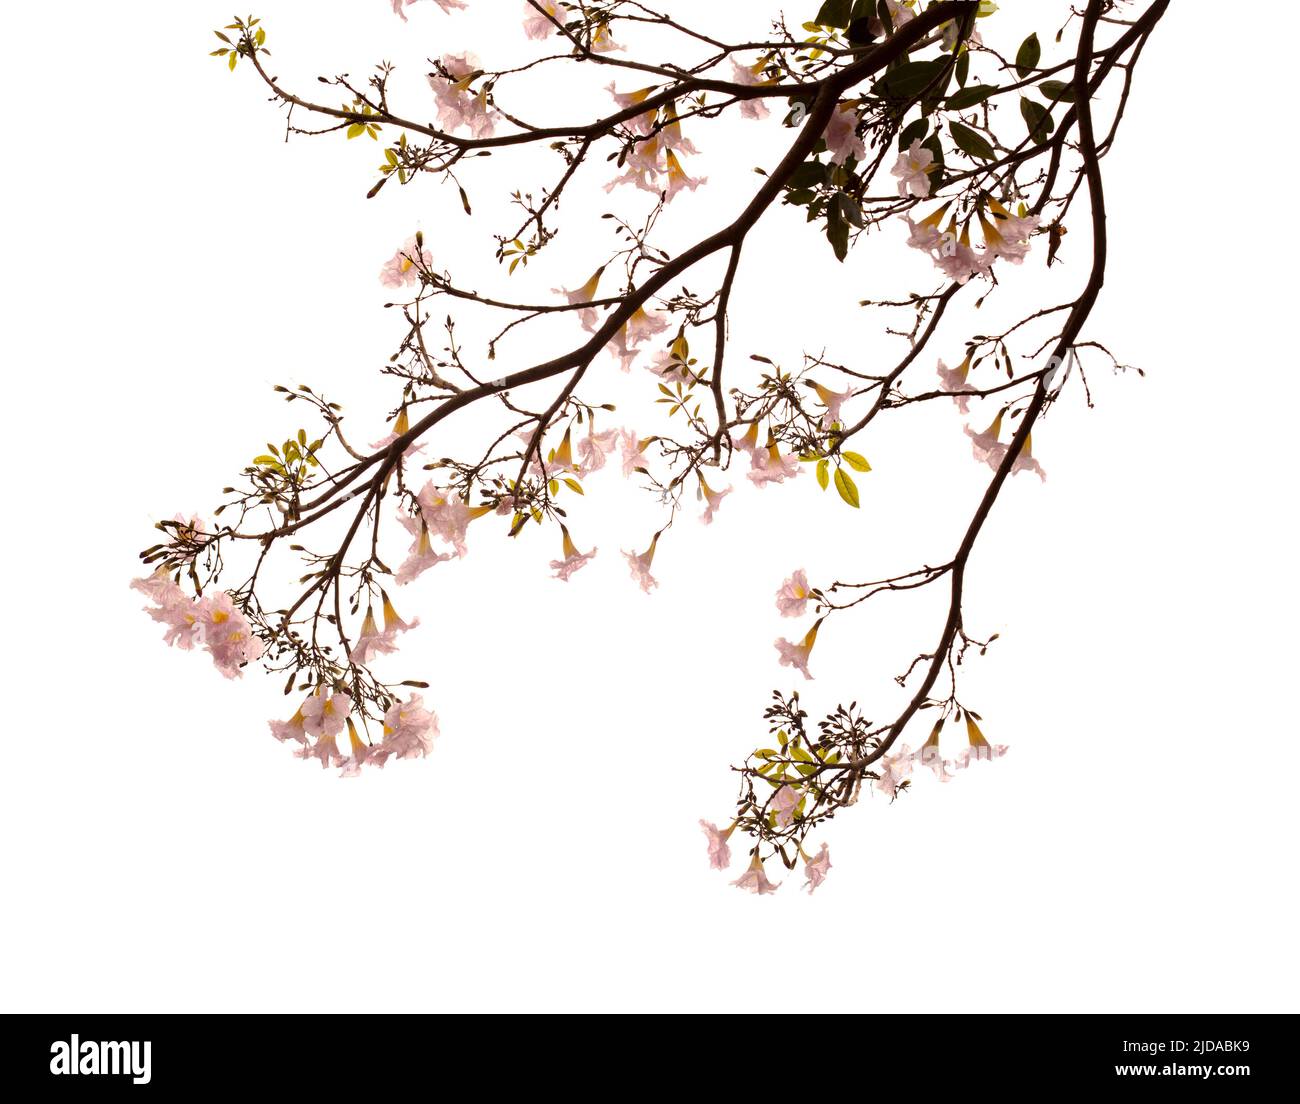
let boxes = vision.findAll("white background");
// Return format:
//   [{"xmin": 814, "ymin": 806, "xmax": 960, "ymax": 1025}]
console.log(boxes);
[{"xmin": 2, "ymin": 1, "xmax": 1296, "ymax": 1012}]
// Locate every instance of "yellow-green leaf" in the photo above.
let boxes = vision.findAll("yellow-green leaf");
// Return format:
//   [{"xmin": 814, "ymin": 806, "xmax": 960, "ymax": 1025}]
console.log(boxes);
[
  {"xmin": 834, "ymin": 468, "xmax": 860, "ymax": 508},
  {"xmin": 816, "ymin": 457, "xmax": 830, "ymax": 490},
  {"xmin": 842, "ymin": 451, "xmax": 871, "ymax": 473}
]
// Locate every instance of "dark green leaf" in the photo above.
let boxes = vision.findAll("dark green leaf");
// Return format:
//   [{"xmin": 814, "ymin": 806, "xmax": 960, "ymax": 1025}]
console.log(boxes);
[
  {"xmin": 1020, "ymin": 96, "xmax": 1054, "ymax": 142},
  {"xmin": 1038, "ymin": 79, "xmax": 1077, "ymax": 103},
  {"xmin": 815, "ymin": 0, "xmax": 852, "ymax": 27},
  {"xmin": 874, "ymin": 58, "xmax": 947, "ymax": 101},
  {"xmin": 950, "ymin": 120, "xmax": 995, "ymax": 161},
  {"xmin": 1015, "ymin": 33, "xmax": 1041, "ymax": 79},
  {"xmin": 945, "ymin": 84, "xmax": 997, "ymax": 110}
]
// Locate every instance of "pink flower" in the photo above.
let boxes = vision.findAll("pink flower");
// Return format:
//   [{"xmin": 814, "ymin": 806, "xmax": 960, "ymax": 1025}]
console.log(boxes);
[
  {"xmin": 699, "ymin": 820, "xmax": 735, "ymax": 870},
  {"xmin": 698, "ymin": 473, "xmax": 731, "ymax": 525},
  {"xmin": 748, "ymin": 436, "xmax": 800, "ymax": 487},
  {"xmin": 380, "ymin": 694, "xmax": 439, "ymax": 761},
  {"xmin": 936, "ymin": 224, "xmax": 991, "ymax": 285},
  {"xmin": 776, "ymin": 570, "xmax": 811, "ymax": 618},
  {"xmin": 954, "ymin": 714, "xmax": 1009, "ymax": 770},
  {"xmin": 980, "ymin": 199, "xmax": 1040, "ymax": 264},
  {"xmin": 396, "ymin": 521, "xmax": 453, "ymax": 584},
  {"xmin": 412, "ymin": 483, "xmax": 492, "ymax": 557},
  {"xmin": 623, "ymin": 534, "xmax": 660, "ymax": 593},
  {"xmin": 802, "ymin": 843, "xmax": 831, "ymax": 893},
  {"xmin": 964, "ymin": 411, "xmax": 1004, "ymax": 469},
  {"xmin": 379, "ymin": 235, "xmax": 432, "ymax": 289},
  {"xmin": 732, "ymin": 854, "xmax": 781, "ymax": 895},
  {"xmin": 200, "ymin": 592, "xmax": 263, "ymax": 679},
  {"xmin": 936, "ymin": 357, "xmax": 973, "ymax": 414},
  {"xmin": 550, "ymin": 526, "xmax": 597, "ymax": 581},
  {"xmin": 891, "ymin": 137, "xmax": 934, "ymax": 198},
  {"xmin": 607, "ymin": 306, "xmax": 668, "ymax": 371},
  {"xmin": 339, "ymin": 717, "xmax": 384, "ymax": 778},
  {"xmin": 428, "ymin": 53, "xmax": 496, "ymax": 138},
  {"xmin": 904, "ymin": 205, "xmax": 949, "ymax": 255},
  {"xmin": 730, "ymin": 57, "xmax": 771, "ymax": 120},
  {"xmin": 132, "ymin": 570, "xmax": 205, "ymax": 650},
  {"xmin": 554, "ymin": 267, "xmax": 604, "ymax": 331},
  {"xmin": 812, "ymin": 381, "xmax": 851, "ymax": 428},
  {"xmin": 771, "ymin": 784, "xmax": 801, "ymax": 828},
  {"xmin": 351, "ymin": 593, "xmax": 419, "ymax": 664},
  {"xmin": 575, "ymin": 428, "xmax": 619, "ymax": 476},
  {"xmin": 301, "ymin": 688, "xmax": 353, "ymax": 740},
  {"xmin": 296, "ymin": 731, "xmax": 344, "ymax": 769},
  {"xmin": 606, "ymin": 83, "xmax": 658, "ymax": 135},
  {"xmin": 1010, "ymin": 434, "xmax": 1047, "ymax": 482},
  {"xmin": 268, "ymin": 707, "xmax": 308, "ymax": 745},
  {"xmin": 605, "ymin": 135, "xmax": 665, "ymax": 195},
  {"xmin": 664, "ymin": 149, "xmax": 706, "ymax": 201},
  {"xmin": 823, "ymin": 102, "xmax": 866, "ymax": 165},
  {"xmin": 874, "ymin": 744, "xmax": 913, "ymax": 798},
  {"xmin": 392, "ymin": 0, "xmax": 467, "ymax": 20},
  {"xmin": 619, "ymin": 429, "xmax": 651, "ymax": 477},
  {"xmin": 730, "ymin": 422, "xmax": 764, "ymax": 467},
  {"xmin": 775, "ymin": 623, "xmax": 819, "ymax": 680},
  {"xmin": 522, "ymin": 0, "xmax": 567, "ymax": 40},
  {"xmin": 913, "ymin": 719, "xmax": 955, "ymax": 781}
]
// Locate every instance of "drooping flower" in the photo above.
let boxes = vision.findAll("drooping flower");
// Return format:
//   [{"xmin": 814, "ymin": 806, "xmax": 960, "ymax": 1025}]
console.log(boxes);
[
  {"xmin": 623, "ymin": 533, "xmax": 660, "ymax": 593},
  {"xmin": 936, "ymin": 221, "xmax": 990, "ymax": 285},
  {"xmin": 775, "ymin": 622, "xmax": 819, "ymax": 680},
  {"xmin": 296, "ymin": 730, "xmax": 344, "ymax": 769},
  {"xmin": 301, "ymin": 687, "xmax": 353, "ymax": 740},
  {"xmin": 522, "ymin": 0, "xmax": 568, "ymax": 39},
  {"xmin": 823, "ymin": 102, "xmax": 866, "ymax": 165},
  {"xmin": 664, "ymin": 149, "xmax": 706, "ymax": 200},
  {"xmin": 131, "ymin": 570, "xmax": 206, "ymax": 650},
  {"xmin": 607, "ymin": 306, "xmax": 669, "ymax": 371},
  {"xmin": 776, "ymin": 570, "xmax": 812, "ymax": 618},
  {"xmin": 748, "ymin": 434, "xmax": 800, "ymax": 487},
  {"xmin": 699, "ymin": 820, "xmax": 736, "ymax": 870},
  {"xmin": 980, "ymin": 198, "xmax": 1040, "ymax": 264},
  {"xmin": 590, "ymin": 22, "xmax": 621, "ymax": 53},
  {"xmin": 936, "ymin": 356, "xmax": 973, "ymax": 414},
  {"xmin": 554, "ymin": 266, "xmax": 605, "ymax": 331},
  {"xmin": 802, "ymin": 843, "xmax": 832, "ymax": 893},
  {"xmin": 575, "ymin": 428, "xmax": 619, "ymax": 476},
  {"xmin": 913, "ymin": 719, "xmax": 955, "ymax": 782},
  {"xmin": 698, "ymin": 472, "xmax": 731, "ymax": 525},
  {"xmin": 954, "ymin": 713, "xmax": 1009, "ymax": 769},
  {"xmin": 812, "ymin": 381, "xmax": 852, "ymax": 428},
  {"xmin": 550, "ymin": 525, "xmax": 597, "ymax": 581},
  {"xmin": 392, "ymin": 0, "xmax": 467, "ymax": 20},
  {"xmin": 379, "ymin": 235, "xmax": 432, "ymax": 289},
  {"xmin": 379, "ymin": 694, "xmax": 439, "ymax": 761},
  {"xmin": 412, "ymin": 483, "xmax": 493, "ymax": 557},
  {"xmin": 730, "ymin": 57, "xmax": 772, "ymax": 120},
  {"xmin": 1010, "ymin": 433, "xmax": 1047, "ymax": 482},
  {"xmin": 771, "ymin": 784, "xmax": 801, "ymax": 828},
  {"xmin": 874, "ymin": 744, "xmax": 914, "ymax": 798},
  {"xmin": 730, "ymin": 421, "xmax": 764, "ymax": 467},
  {"xmin": 605, "ymin": 135, "xmax": 665, "ymax": 194},
  {"xmin": 964, "ymin": 410, "xmax": 1005, "ymax": 469},
  {"xmin": 352, "ymin": 606, "xmax": 396, "ymax": 665},
  {"xmin": 606, "ymin": 83, "xmax": 658, "ymax": 135},
  {"xmin": 892, "ymin": 137, "xmax": 934, "ymax": 198},
  {"xmin": 396, "ymin": 520, "xmax": 453, "ymax": 584},
  {"xmin": 532, "ymin": 426, "xmax": 578, "ymax": 478},
  {"xmin": 904, "ymin": 203, "xmax": 950, "ymax": 256},
  {"xmin": 200, "ymin": 592, "xmax": 263, "ymax": 679},
  {"xmin": 619, "ymin": 429, "xmax": 652, "ymax": 477},
  {"xmin": 732, "ymin": 854, "xmax": 781, "ymax": 895},
  {"xmin": 339, "ymin": 716, "xmax": 384, "ymax": 778},
  {"xmin": 428, "ymin": 53, "xmax": 496, "ymax": 138},
  {"xmin": 269, "ymin": 707, "xmax": 308, "ymax": 746}
]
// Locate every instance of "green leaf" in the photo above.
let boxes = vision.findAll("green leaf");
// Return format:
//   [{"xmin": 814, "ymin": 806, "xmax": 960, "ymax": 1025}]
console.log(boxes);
[
  {"xmin": 826, "ymin": 207, "xmax": 849, "ymax": 262},
  {"xmin": 836, "ymin": 191, "xmax": 865, "ymax": 229},
  {"xmin": 954, "ymin": 49, "xmax": 970, "ymax": 86},
  {"xmin": 787, "ymin": 160, "xmax": 829, "ymax": 190},
  {"xmin": 898, "ymin": 117, "xmax": 928, "ymax": 150},
  {"xmin": 814, "ymin": 0, "xmax": 853, "ymax": 27},
  {"xmin": 842, "ymin": 451, "xmax": 871, "ymax": 473},
  {"xmin": 1038, "ymin": 79, "xmax": 1077, "ymax": 103},
  {"xmin": 874, "ymin": 59, "xmax": 948, "ymax": 101},
  {"xmin": 1015, "ymin": 33, "xmax": 1041, "ymax": 79},
  {"xmin": 950, "ymin": 120, "xmax": 995, "ymax": 161},
  {"xmin": 834, "ymin": 468, "xmax": 860, "ymax": 508},
  {"xmin": 1020, "ymin": 97, "xmax": 1054, "ymax": 142},
  {"xmin": 945, "ymin": 84, "xmax": 997, "ymax": 110},
  {"xmin": 346, "ymin": 123, "xmax": 365, "ymax": 140},
  {"xmin": 816, "ymin": 457, "xmax": 830, "ymax": 490}
]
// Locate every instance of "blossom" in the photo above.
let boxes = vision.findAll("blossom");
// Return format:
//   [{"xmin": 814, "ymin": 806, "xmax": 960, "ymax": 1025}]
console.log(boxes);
[
  {"xmin": 802, "ymin": 843, "xmax": 832, "ymax": 893},
  {"xmin": 964, "ymin": 411, "xmax": 1005, "ymax": 469},
  {"xmin": 623, "ymin": 534, "xmax": 660, "ymax": 593},
  {"xmin": 748, "ymin": 435, "xmax": 800, "ymax": 487},
  {"xmin": 730, "ymin": 422, "xmax": 764, "ymax": 468},
  {"xmin": 379, "ymin": 694, "xmax": 439, "ymax": 761},
  {"xmin": 132, "ymin": 570, "xmax": 205, "ymax": 650},
  {"xmin": 619, "ymin": 429, "xmax": 651, "ymax": 477},
  {"xmin": 550, "ymin": 525, "xmax": 597, "ymax": 581},
  {"xmin": 200, "ymin": 592, "xmax": 263, "ymax": 679},
  {"xmin": 664, "ymin": 149, "xmax": 706, "ymax": 200},
  {"xmin": 590, "ymin": 22, "xmax": 621, "ymax": 53},
  {"xmin": 532, "ymin": 427, "xmax": 578, "ymax": 478},
  {"xmin": 874, "ymin": 744, "xmax": 914, "ymax": 798},
  {"xmin": 396, "ymin": 521, "xmax": 453, "ymax": 584},
  {"xmin": 868, "ymin": 0, "xmax": 915, "ymax": 37},
  {"xmin": 605, "ymin": 135, "xmax": 665, "ymax": 195},
  {"xmin": 980, "ymin": 198, "xmax": 1040, "ymax": 264},
  {"xmin": 941, "ymin": 18, "xmax": 982, "ymax": 52},
  {"xmin": 1010, "ymin": 433, "xmax": 1047, "ymax": 482},
  {"xmin": 296, "ymin": 731, "xmax": 344, "ymax": 769},
  {"xmin": 936, "ymin": 356, "xmax": 973, "ymax": 414},
  {"xmin": 269, "ymin": 707, "xmax": 308, "ymax": 745},
  {"xmin": 575, "ymin": 428, "xmax": 619, "ymax": 476},
  {"xmin": 904, "ymin": 204, "xmax": 950, "ymax": 256},
  {"xmin": 954, "ymin": 714, "xmax": 1009, "ymax": 769},
  {"xmin": 301, "ymin": 687, "xmax": 353, "ymax": 740},
  {"xmin": 659, "ymin": 109, "xmax": 700, "ymax": 156},
  {"xmin": 379, "ymin": 235, "xmax": 432, "ymax": 289},
  {"xmin": 823, "ymin": 102, "xmax": 866, "ymax": 165},
  {"xmin": 936, "ymin": 222, "xmax": 991, "ymax": 285},
  {"xmin": 428, "ymin": 53, "xmax": 496, "ymax": 138},
  {"xmin": 775, "ymin": 622, "xmax": 819, "ymax": 680},
  {"xmin": 606, "ymin": 83, "xmax": 658, "ymax": 135},
  {"xmin": 891, "ymin": 138, "xmax": 934, "ymax": 198},
  {"xmin": 392, "ymin": 0, "xmax": 467, "ymax": 20},
  {"xmin": 914, "ymin": 719, "xmax": 955, "ymax": 781},
  {"xmin": 732, "ymin": 854, "xmax": 781, "ymax": 895},
  {"xmin": 772, "ymin": 784, "xmax": 801, "ymax": 828},
  {"xmin": 698, "ymin": 472, "xmax": 731, "ymax": 525},
  {"xmin": 776, "ymin": 570, "xmax": 812, "ymax": 618},
  {"xmin": 812, "ymin": 381, "xmax": 852, "ymax": 428},
  {"xmin": 554, "ymin": 266, "xmax": 604, "ymax": 331},
  {"xmin": 730, "ymin": 57, "xmax": 772, "ymax": 120},
  {"xmin": 699, "ymin": 820, "xmax": 735, "ymax": 870},
  {"xmin": 339, "ymin": 717, "xmax": 384, "ymax": 778},
  {"xmin": 352, "ymin": 606, "xmax": 396, "ymax": 665},
  {"xmin": 522, "ymin": 0, "xmax": 568, "ymax": 39},
  {"xmin": 607, "ymin": 306, "xmax": 668, "ymax": 371},
  {"xmin": 412, "ymin": 483, "xmax": 493, "ymax": 557}
]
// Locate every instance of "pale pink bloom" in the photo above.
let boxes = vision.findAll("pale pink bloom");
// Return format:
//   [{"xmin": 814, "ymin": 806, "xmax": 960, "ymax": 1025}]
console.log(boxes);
[
  {"xmin": 823, "ymin": 103, "xmax": 866, "ymax": 165},
  {"xmin": 379, "ymin": 235, "xmax": 432, "ymax": 288},
  {"xmin": 393, "ymin": 0, "xmax": 467, "ymax": 20},
  {"xmin": 339, "ymin": 718, "xmax": 384, "ymax": 778},
  {"xmin": 413, "ymin": 483, "xmax": 491, "ymax": 557},
  {"xmin": 874, "ymin": 744, "xmax": 914, "ymax": 798},
  {"xmin": 936, "ymin": 232, "xmax": 990, "ymax": 285},
  {"xmin": 550, "ymin": 526, "xmax": 597, "ymax": 581},
  {"xmin": 575, "ymin": 428, "xmax": 620, "ymax": 476},
  {"xmin": 904, "ymin": 208, "xmax": 948, "ymax": 255},
  {"xmin": 132, "ymin": 570, "xmax": 205, "ymax": 650},
  {"xmin": 296, "ymin": 732, "xmax": 344, "ymax": 769},
  {"xmin": 747, "ymin": 441, "xmax": 801, "ymax": 488},
  {"xmin": 606, "ymin": 83, "xmax": 658, "ymax": 135},
  {"xmin": 776, "ymin": 569, "xmax": 811, "ymax": 618},
  {"xmin": 775, "ymin": 624, "xmax": 819, "ymax": 680},
  {"xmin": 554, "ymin": 267, "xmax": 604, "ymax": 331},
  {"xmin": 200, "ymin": 592, "xmax": 263, "ymax": 679},
  {"xmin": 658, "ymin": 114, "xmax": 699, "ymax": 156},
  {"xmin": 868, "ymin": 0, "xmax": 915, "ymax": 37},
  {"xmin": 914, "ymin": 743, "xmax": 955, "ymax": 782},
  {"xmin": 812, "ymin": 381, "xmax": 851, "ymax": 428},
  {"xmin": 936, "ymin": 357, "xmax": 973, "ymax": 414},
  {"xmin": 605, "ymin": 135, "xmax": 665, "ymax": 195},
  {"xmin": 301, "ymin": 688, "xmax": 353, "ymax": 740},
  {"xmin": 699, "ymin": 820, "xmax": 735, "ymax": 871},
  {"xmin": 802, "ymin": 843, "xmax": 832, "ymax": 893},
  {"xmin": 664, "ymin": 149, "xmax": 706, "ymax": 201},
  {"xmin": 590, "ymin": 22, "xmax": 621, "ymax": 53},
  {"xmin": 269, "ymin": 707, "xmax": 308, "ymax": 745},
  {"xmin": 965, "ymin": 412, "xmax": 1004, "ymax": 470},
  {"xmin": 396, "ymin": 520, "xmax": 453, "ymax": 584},
  {"xmin": 732, "ymin": 854, "xmax": 781, "ymax": 895},
  {"xmin": 892, "ymin": 138, "xmax": 934, "ymax": 198},
  {"xmin": 623, "ymin": 534, "xmax": 659, "ymax": 593},
  {"xmin": 607, "ymin": 306, "xmax": 668, "ymax": 371},
  {"xmin": 772, "ymin": 785, "xmax": 801, "ymax": 828},
  {"xmin": 522, "ymin": 0, "xmax": 567, "ymax": 40},
  {"xmin": 619, "ymin": 429, "xmax": 650, "ymax": 476},
  {"xmin": 647, "ymin": 346, "xmax": 693, "ymax": 383},
  {"xmin": 379, "ymin": 693, "xmax": 439, "ymax": 762},
  {"xmin": 528, "ymin": 426, "xmax": 578, "ymax": 479},
  {"xmin": 730, "ymin": 58, "xmax": 771, "ymax": 120},
  {"xmin": 730, "ymin": 422, "xmax": 765, "ymax": 468},
  {"xmin": 429, "ymin": 53, "xmax": 496, "ymax": 138},
  {"xmin": 980, "ymin": 209, "xmax": 1039, "ymax": 265},
  {"xmin": 352, "ymin": 607, "xmax": 397, "ymax": 665},
  {"xmin": 698, "ymin": 473, "xmax": 731, "ymax": 525},
  {"xmin": 953, "ymin": 714, "xmax": 1008, "ymax": 771},
  {"xmin": 1011, "ymin": 441, "xmax": 1047, "ymax": 482}
]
